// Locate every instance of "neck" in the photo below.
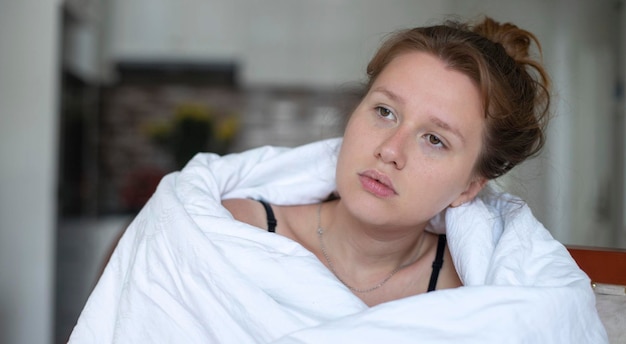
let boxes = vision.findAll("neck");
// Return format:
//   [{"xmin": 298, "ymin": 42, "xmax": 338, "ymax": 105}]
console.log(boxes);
[{"xmin": 321, "ymin": 199, "xmax": 427, "ymax": 271}]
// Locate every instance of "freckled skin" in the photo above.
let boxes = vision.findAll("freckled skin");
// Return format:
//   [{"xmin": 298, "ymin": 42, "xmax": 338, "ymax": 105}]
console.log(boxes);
[{"xmin": 336, "ymin": 51, "xmax": 487, "ymax": 232}]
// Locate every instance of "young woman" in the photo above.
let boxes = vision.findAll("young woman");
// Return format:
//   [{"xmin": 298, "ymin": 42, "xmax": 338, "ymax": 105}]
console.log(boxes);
[
  {"xmin": 223, "ymin": 17, "xmax": 547, "ymax": 307},
  {"xmin": 70, "ymin": 17, "xmax": 607, "ymax": 343}
]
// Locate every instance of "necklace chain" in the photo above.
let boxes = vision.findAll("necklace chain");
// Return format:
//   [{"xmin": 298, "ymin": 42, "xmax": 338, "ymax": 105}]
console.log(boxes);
[{"xmin": 316, "ymin": 203, "xmax": 425, "ymax": 293}]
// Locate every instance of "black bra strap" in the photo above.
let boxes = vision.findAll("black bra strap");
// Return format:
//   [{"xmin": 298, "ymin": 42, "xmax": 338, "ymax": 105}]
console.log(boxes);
[
  {"xmin": 427, "ymin": 234, "xmax": 447, "ymax": 292},
  {"xmin": 258, "ymin": 200, "xmax": 277, "ymax": 233}
]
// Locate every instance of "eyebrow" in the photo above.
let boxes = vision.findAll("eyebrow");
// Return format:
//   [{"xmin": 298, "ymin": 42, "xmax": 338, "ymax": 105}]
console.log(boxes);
[
  {"xmin": 372, "ymin": 87, "xmax": 467, "ymax": 144},
  {"xmin": 429, "ymin": 115, "xmax": 466, "ymax": 144},
  {"xmin": 371, "ymin": 87, "xmax": 406, "ymax": 105}
]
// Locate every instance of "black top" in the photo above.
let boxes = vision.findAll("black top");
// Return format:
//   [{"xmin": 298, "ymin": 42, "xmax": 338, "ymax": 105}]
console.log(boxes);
[{"xmin": 257, "ymin": 199, "xmax": 446, "ymax": 292}]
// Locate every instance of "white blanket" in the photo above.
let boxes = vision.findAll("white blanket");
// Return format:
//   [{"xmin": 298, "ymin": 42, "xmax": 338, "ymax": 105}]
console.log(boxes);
[{"xmin": 69, "ymin": 138, "xmax": 608, "ymax": 343}]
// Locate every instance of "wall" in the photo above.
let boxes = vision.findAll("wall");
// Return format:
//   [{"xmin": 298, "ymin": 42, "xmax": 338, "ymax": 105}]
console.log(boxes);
[
  {"xmin": 540, "ymin": 0, "xmax": 619, "ymax": 246},
  {"xmin": 614, "ymin": 1, "xmax": 626, "ymax": 247},
  {"xmin": 562, "ymin": 0, "xmax": 621, "ymax": 246},
  {"xmin": 107, "ymin": 0, "xmax": 448, "ymax": 88},
  {"xmin": 0, "ymin": 1, "xmax": 60, "ymax": 343}
]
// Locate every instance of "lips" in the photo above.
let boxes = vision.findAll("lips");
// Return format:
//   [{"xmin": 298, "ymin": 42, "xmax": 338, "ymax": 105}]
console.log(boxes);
[{"xmin": 358, "ymin": 170, "xmax": 397, "ymax": 197}]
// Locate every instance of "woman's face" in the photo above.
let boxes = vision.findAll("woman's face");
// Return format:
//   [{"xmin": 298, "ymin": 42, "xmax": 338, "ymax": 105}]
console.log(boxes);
[{"xmin": 336, "ymin": 51, "xmax": 486, "ymax": 230}]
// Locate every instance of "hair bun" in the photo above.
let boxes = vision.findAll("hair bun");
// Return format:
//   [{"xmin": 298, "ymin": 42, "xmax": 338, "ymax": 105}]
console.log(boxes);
[
  {"xmin": 473, "ymin": 17, "xmax": 550, "ymax": 91},
  {"xmin": 474, "ymin": 18, "xmax": 537, "ymax": 62}
]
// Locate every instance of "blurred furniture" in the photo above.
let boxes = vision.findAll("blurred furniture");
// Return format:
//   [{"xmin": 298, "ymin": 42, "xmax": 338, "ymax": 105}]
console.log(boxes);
[
  {"xmin": 568, "ymin": 246, "xmax": 626, "ymax": 286},
  {"xmin": 568, "ymin": 246, "xmax": 626, "ymax": 343}
]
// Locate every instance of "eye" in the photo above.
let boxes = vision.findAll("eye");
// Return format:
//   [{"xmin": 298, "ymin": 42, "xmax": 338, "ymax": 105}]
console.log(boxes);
[
  {"xmin": 375, "ymin": 106, "xmax": 396, "ymax": 121},
  {"xmin": 425, "ymin": 134, "xmax": 445, "ymax": 148}
]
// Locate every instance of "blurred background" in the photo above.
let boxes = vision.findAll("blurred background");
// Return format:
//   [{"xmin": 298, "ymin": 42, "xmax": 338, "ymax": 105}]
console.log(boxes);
[{"xmin": 1, "ymin": 0, "xmax": 625, "ymax": 343}]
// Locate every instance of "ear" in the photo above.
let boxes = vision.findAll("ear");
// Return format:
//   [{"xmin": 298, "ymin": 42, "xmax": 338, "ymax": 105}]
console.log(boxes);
[{"xmin": 450, "ymin": 176, "xmax": 488, "ymax": 207}]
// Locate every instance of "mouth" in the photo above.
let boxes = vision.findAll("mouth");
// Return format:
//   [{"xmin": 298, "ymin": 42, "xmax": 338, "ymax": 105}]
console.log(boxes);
[{"xmin": 358, "ymin": 170, "xmax": 397, "ymax": 198}]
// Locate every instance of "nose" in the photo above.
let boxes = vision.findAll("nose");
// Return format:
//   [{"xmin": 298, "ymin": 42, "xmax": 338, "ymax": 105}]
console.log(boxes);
[{"xmin": 375, "ymin": 129, "xmax": 407, "ymax": 169}]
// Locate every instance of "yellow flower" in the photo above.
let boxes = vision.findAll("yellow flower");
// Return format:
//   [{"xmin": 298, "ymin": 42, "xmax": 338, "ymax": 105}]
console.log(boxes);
[
  {"xmin": 174, "ymin": 103, "xmax": 212, "ymax": 123},
  {"xmin": 215, "ymin": 116, "xmax": 239, "ymax": 141}
]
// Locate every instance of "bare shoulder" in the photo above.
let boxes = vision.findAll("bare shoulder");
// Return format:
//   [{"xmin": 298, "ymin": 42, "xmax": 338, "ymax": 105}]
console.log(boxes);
[
  {"xmin": 221, "ymin": 198, "xmax": 310, "ymax": 239},
  {"xmin": 221, "ymin": 198, "xmax": 268, "ymax": 231}
]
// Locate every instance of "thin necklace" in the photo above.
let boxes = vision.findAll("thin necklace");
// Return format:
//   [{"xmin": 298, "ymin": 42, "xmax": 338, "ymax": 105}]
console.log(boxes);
[{"xmin": 316, "ymin": 203, "xmax": 426, "ymax": 293}]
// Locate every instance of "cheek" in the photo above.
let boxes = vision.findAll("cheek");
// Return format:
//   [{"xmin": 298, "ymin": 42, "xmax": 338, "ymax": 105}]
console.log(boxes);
[
  {"xmin": 335, "ymin": 136, "xmax": 353, "ymax": 189},
  {"xmin": 338, "ymin": 118, "xmax": 370, "ymax": 159},
  {"xmin": 409, "ymin": 163, "xmax": 469, "ymax": 204},
  {"xmin": 342, "ymin": 114, "xmax": 364, "ymax": 141},
  {"xmin": 336, "ymin": 120, "xmax": 369, "ymax": 193}
]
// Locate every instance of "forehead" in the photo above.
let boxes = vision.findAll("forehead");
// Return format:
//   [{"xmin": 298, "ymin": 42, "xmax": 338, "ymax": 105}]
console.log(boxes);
[{"xmin": 372, "ymin": 52, "xmax": 483, "ymax": 115}]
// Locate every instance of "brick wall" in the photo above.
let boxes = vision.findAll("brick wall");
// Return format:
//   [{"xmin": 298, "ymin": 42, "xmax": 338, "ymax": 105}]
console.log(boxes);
[{"xmin": 98, "ymin": 83, "xmax": 360, "ymax": 213}]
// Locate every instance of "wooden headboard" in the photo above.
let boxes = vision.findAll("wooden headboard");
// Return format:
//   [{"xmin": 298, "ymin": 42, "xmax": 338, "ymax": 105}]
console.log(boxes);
[{"xmin": 567, "ymin": 246, "xmax": 626, "ymax": 286}]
